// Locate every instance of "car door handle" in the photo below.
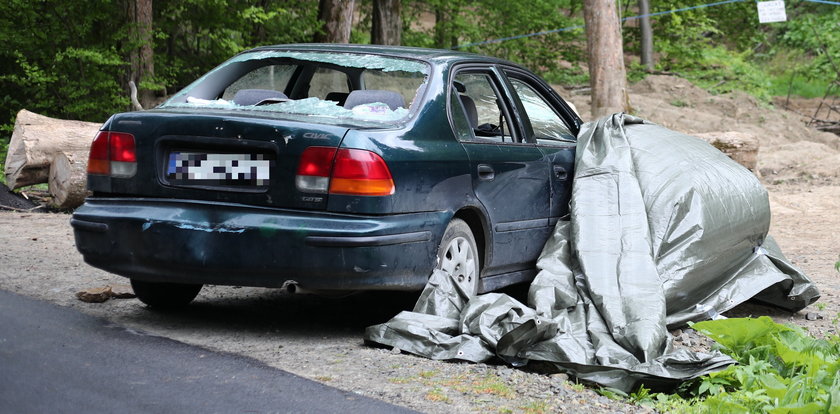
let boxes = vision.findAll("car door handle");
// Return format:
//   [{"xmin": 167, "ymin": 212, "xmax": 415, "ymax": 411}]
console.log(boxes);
[
  {"xmin": 477, "ymin": 164, "xmax": 495, "ymax": 181},
  {"xmin": 553, "ymin": 165, "xmax": 568, "ymax": 180}
]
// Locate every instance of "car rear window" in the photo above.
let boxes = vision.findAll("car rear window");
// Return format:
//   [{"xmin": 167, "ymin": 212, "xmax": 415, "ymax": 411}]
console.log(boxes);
[{"xmin": 161, "ymin": 51, "xmax": 430, "ymax": 127}]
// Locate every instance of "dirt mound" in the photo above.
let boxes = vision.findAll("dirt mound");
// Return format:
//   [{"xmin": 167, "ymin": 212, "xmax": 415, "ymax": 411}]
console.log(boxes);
[{"xmin": 565, "ymin": 75, "xmax": 840, "ymax": 183}]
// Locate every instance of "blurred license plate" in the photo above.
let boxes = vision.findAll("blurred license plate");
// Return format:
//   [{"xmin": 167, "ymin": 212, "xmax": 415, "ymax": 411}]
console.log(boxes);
[{"xmin": 166, "ymin": 152, "xmax": 273, "ymax": 187}]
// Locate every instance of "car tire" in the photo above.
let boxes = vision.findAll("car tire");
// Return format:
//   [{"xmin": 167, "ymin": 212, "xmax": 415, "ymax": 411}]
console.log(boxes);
[
  {"xmin": 130, "ymin": 279, "xmax": 203, "ymax": 309},
  {"xmin": 435, "ymin": 218, "xmax": 480, "ymax": 296}
]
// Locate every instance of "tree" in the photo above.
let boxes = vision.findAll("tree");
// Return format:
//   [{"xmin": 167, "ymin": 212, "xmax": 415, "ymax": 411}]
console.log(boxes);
[
  {"xmin": 127, "ymin": 0, "xmax": 155, "ymax": 109},
  {"xmin": 433, "ymin": 1, "xmax": 461, "ymax": 49},
  {"xmin": 314, "ymin": 0, "xmax": 355, "ymax": 43},
  {"xmin": 371, "ymin": 0, "xmax": 401, "ymax": 45},
  {"xmin": 638, "ymin": 0, "xmax": 654, "ymax": 71},
  {"xmin": 583, "ymin": 0, "xmax": 629, "ymax": 118}
]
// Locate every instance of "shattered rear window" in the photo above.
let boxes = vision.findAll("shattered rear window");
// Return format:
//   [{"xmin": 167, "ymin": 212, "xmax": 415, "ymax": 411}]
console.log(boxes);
[{"xmin": 160, "ymin": 51, "xmax": 430, "ymax": 127}]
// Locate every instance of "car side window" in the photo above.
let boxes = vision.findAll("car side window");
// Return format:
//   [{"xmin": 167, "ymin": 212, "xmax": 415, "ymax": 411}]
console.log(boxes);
[
  {"xmin": 221, "ymin": 64, "xmax": 297, "ymax": 101},
  {"xmin": 452, "ymin": 73, "xmax": 514, "ymax": 143},
  {"xmin": 509, "ymin": 78, "xmax": 575, "ymax": 144},
  {"xmin": 308, "ymin": 67, "xmax": 350, "ymax": 100}
]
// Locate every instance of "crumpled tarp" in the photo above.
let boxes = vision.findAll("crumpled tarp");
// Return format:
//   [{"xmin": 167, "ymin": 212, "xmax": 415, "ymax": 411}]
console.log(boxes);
[{"xmin": 365, "ymin": 113, "xmax": 820, "ymax": 392}]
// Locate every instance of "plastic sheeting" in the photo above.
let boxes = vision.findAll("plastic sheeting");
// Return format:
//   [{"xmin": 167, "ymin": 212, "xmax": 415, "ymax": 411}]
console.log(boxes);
[{"xmin": 365, "ymin": 113, "xmax": 820, "ymax": 392}]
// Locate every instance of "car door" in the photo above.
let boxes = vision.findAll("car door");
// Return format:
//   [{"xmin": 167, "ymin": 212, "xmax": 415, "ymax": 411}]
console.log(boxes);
[
  {"xmin": 448, "ymin": 66, "xmax": 552, "ymax": 277},
  {"xmin": 502, "ymin": 69, "xmax": 578, "ymax": 222}
]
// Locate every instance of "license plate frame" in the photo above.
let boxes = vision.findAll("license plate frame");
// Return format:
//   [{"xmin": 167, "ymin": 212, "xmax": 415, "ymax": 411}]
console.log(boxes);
[{"xmin": 165, "ymin": 151, "xmax": 275, "ymax": 190}]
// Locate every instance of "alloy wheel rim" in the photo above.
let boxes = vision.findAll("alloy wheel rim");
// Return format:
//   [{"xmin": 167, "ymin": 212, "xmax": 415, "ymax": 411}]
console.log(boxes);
[{"xmin": 439, "ymin": 236, "xmax": 477, "ymax": 294}]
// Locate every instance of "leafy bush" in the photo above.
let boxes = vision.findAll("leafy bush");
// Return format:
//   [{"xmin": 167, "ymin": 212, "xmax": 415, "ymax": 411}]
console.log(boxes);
[{"xmin": 622, "ymin": 317, "xmax": 840, "ymax": 413}]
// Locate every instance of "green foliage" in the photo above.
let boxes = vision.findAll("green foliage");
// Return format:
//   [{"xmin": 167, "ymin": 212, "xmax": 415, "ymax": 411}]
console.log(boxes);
[
  {"xmin": 153, "ymin": 0, "xmax": 319, "ymax": 89},
  {"xmin": 615, "ymin": 317, "xmax": 840, "ymax": 413},
  {"xmin": 775, "ymin": 6, "xmax": 840, "ymax": 81},
  {"xmin": 1, "ymin": 0, "xmax": 838, "ymax": 141},
  {"xmin": 0, "ymin": 0, "xmax": 320, "ymax": 136},
  {"xmin": 401, "ymin": 0, "xmax": 586, "ymax": 85},
  {"xmin": 681, "ymin": 47, "xmax": 773, "ymax": 102},
  {"xmin": 0, "ymin": 0, "xmax": 130, "ymax": 133}
]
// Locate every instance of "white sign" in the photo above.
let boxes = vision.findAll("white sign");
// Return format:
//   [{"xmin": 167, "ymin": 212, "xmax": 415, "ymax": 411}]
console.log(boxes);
[{"xmin": 757, "ymin": 0, "xmax": 787, "ymax": 23}]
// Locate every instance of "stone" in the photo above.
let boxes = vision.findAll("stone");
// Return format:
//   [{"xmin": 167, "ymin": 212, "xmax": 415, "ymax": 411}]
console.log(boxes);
[
  {"xmin": 108, "ymin": 284, "xmax": 136, "ymax": 299},
  {"xmin": 550, "ymin": 373, "xmax": 569, "ymax": 382},
  {"xmin": 805, "ymin": 312, "xmax": 823, "ymax": 321},
  {"xmin": 75, "ymin": 286, "xmax": 111, "ymax": 303}
]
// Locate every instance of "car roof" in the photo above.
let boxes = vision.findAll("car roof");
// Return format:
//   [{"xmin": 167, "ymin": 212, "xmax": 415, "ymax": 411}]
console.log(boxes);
[{"xmin": 248, "ymin": 43, "xmax": 518, "ymax": 67}]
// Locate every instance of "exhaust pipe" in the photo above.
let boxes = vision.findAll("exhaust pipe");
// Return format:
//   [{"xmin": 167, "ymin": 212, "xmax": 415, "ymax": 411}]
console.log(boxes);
[
  {"xmin": 280, "ymin": 280, "xmax": 317, "ymax": 295},
  {"xmin": 281, "ymin": 280, "xmax": 300, "ymax": 294}
]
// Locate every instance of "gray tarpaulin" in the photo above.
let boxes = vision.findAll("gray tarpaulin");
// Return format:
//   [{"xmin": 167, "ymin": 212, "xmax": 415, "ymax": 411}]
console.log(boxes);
[{"xmin": 364, "ymin": 113, "xmax": 820, "ymax": 392}]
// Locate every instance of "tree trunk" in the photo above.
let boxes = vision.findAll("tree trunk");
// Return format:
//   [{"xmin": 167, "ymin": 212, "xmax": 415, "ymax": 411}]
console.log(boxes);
[
  {"xmin": 372, "ymin": 0, "xmax": 401, "ymax": 45},
  {"xmin": 49, "ymin": 152, "xmax": 90, "ymax": 209},
  {"xmin": 4, "ymin": 110, "xmax": 99, "ymax": 190},
  {"xmin": 314, "ymin": 0, "xmax": 356, "ymax": 43},
  {"xmin": 638, "ymin": 0, "xmax": 654, "ymax": 71},
  {"xmin": 583, "ymin": 0, "xmax": 629, "ymax": 118},
  {"xmin": 434, "ymin": 4, "xmax": 459, "ymax": 49},
  {"xmin": 127, "ymin": 0, "xmax": 155, "ymax": 109}
]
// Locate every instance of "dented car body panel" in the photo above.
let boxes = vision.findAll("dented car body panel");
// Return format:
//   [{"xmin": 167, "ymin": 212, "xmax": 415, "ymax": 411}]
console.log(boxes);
[{"xmin": 72, "ymin": 44, "xmax": 581, "ymax": 293}]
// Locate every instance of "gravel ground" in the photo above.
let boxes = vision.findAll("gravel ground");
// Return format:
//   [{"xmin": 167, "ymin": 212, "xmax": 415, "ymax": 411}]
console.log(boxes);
[{"xmin": 1, "ymin": 182, "xmax": 837, "ymax": 413}]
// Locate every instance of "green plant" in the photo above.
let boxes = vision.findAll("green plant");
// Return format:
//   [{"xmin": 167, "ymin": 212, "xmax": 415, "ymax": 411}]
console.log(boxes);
[
  {"xmin": 608, "ymin": 317, "xmax": 840, "ymax": 412},
  {"xmin": 691, "ymin": 317, "xmax": 839, "ymax": 412}
]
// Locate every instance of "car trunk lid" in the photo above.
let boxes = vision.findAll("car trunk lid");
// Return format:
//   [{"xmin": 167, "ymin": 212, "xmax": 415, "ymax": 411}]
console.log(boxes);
[{"xmin": 92, "ymin": 110, "xmax": 350, "ymax": 210}]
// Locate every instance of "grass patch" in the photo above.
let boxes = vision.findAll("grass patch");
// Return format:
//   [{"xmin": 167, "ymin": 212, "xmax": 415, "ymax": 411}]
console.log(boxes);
[
  {"xmin": 519, "ymin": 400, "xmax": 550, "ymax": 414},
  {"xmin": 424, "ymin": 387, "xmax": 450, "ymax": 403},
  {"xmin": 418, "ymin": 370, "xmax": 438, "ymax": 379},
  {"xmin": 768, "ymin": 73, "xmax": 835, "ymax": 99}
]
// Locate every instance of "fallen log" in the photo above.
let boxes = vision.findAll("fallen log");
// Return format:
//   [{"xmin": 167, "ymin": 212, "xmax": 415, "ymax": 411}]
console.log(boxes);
[
  {"xmin": 694, "ymin": 131, "xmax": 760, "ymax": 176},
  {"xmin": 4, "ymin": 109, "xmax": 99, "ymax": 189},
  {"xmin": 48, "ymin": 151, "xmax": 89, "ymax": 209}
]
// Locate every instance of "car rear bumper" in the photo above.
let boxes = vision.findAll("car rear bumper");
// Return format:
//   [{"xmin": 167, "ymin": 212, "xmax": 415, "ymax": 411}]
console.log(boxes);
[{"xmin": 72, "ymin": 198, "xmax": 449, "ymax": 291}]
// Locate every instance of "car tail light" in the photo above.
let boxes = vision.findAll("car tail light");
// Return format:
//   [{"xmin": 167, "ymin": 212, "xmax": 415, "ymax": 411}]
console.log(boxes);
[
  {"xmin": 88, "ymin": 131, "xmax": 110, "ymax": 175},
  {"xmin": 87, "ymin": 131, "xmax": 137, "ymax": 178},
  {"xmin": 296, "ymin": 146, "xmax": 338, "ymax": 193},
  {"xmin": 329, "ymin": 149, "xmax": 395, "ymax": 196},
  {"xmin": 295, "ymin": 147, "xmax": 394, "ymax": 196}
]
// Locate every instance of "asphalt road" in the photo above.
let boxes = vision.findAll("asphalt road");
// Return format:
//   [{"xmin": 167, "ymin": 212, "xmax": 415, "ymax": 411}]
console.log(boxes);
[{"xmin": 0, "ymin": 289, "xmax": 416, "ymax": 414}]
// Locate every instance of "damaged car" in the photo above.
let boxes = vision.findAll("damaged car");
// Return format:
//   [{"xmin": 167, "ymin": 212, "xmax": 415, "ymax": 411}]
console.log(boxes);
[{"xmin": 71, "ymin": 44, "xmax": 582, "ymax": 308}]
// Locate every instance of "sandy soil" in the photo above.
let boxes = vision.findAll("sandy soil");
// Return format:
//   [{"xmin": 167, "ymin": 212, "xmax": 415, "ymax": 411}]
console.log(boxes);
[{"xmin": 2, "ymin": 75, "xmax": 839, "ymax": 413}]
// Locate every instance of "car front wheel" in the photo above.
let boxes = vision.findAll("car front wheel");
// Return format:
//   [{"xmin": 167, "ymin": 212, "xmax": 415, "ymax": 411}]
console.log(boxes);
[
  {"xmin": 436, "ymin": 218, "xmax": 480, "ymax": 296},
  {"xmin": 130, "ymin": 279, "xmax": 203, "ymax": 309}
]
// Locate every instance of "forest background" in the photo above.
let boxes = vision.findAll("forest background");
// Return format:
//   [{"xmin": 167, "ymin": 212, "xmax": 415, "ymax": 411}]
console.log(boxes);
[{"xmin": 0, "ymin": 0, "xmax": 838, "ymax": 161}]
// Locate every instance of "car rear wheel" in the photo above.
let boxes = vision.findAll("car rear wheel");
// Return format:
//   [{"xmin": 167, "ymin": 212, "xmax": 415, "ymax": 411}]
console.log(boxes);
[
  {"xmin": 130, "ymin": 279, "xmax": 203, "ymax": 309},
  {"xmin": 436, "ymin": 218, "xmax": 480, "ymax": 296}
]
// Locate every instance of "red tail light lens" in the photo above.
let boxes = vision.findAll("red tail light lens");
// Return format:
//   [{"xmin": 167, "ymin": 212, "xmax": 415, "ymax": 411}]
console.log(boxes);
[
  {"xmin": 296, "ymin": 146, "xmax": 338, "ymax": 193},
  {"xmin": 109, "ymin": 132, "xmax": 136, "ymax": 162},
  {"xmin": 87, "ymin": 131, "xmax": 137, "ymax": 177},
  {"xmin": 295, "ymin": 146, "xmax": 395, "ymax": 196},
  {"xmin": 329, "ymin": 149, "xmax": 395, "ymax": 196},
  {"xmin": 87, "ymin": 131, "xmax": 111, "ymax": 175}
]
